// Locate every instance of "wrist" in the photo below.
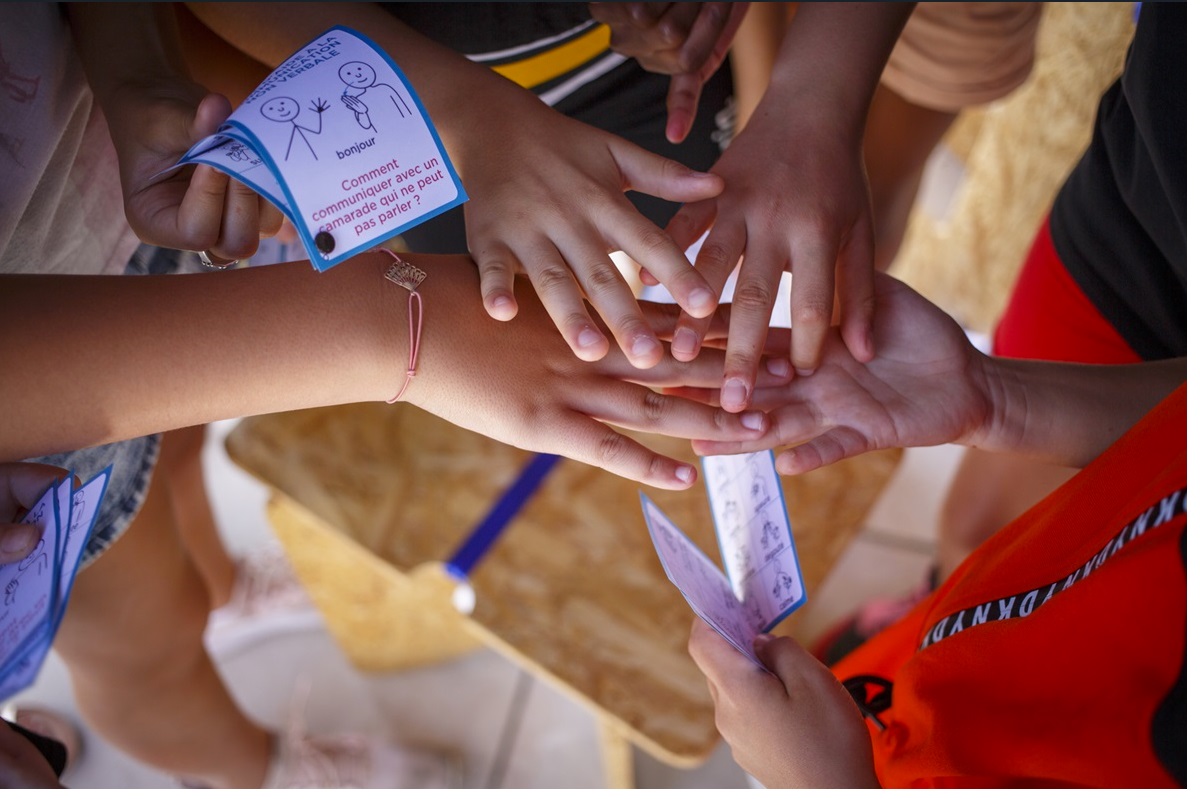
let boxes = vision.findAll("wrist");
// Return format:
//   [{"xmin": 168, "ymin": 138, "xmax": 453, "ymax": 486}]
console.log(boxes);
[
  {"xmin": 762, "ymin": 2, "xmax": 912, "ymax": 134},
  {"xmin": 360, "ymin": 251, "xmax": 482, "ymax": 408},
  {"xmin": 958, "ymin": 352, "xmax": 1016, "ymax": 454}
]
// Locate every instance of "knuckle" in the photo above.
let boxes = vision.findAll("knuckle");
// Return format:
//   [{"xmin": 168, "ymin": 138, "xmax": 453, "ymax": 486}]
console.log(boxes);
[
  {"xmin": 595, "ymin": 430, "xmax": 628, "ymax": 466},
  {"xmin": 612, "ymin": 313, "xmax": 649, "ymax": 343},
  {"xmin": 696, "ymin": 239, "xmax": 737, "ymax": 272},
  {"xmin": 640, "ymin": 390, "xmax": 670, "ymax": 423},
  {"xmin": 732, "ymin": 276, "xmax": 776, "ymax": 313},
  {"xmin": 724, "ymin": 349, "xmax": 761, "ymax": 377},
  {"xmin": 582, "ymin": 260, "xmax": 626, "ymax": 295},
  {"xmin": 676, "ymin": 50, "xmax": 703, "ymax": 73},
  {"xmin": 632, "ymin": 223, "xmax": 675, "ymax": 257},
  {"xmin": 796, "ymin": 204, "xmax": 842, "ymax": 244},
  {"xmin": 532, "ymin": 263, "xmax": 578, "ymax": 296},
  {"xmin": 710, "ymin": 406, "xmax": 731, "ymax": 432},
  {"xmin": 477, "ymin": 259, "xmax": 513, "ymax": 281},
  {"xmin": 791, "ymin": 298, "xmax": 833, "ymax": 328}
]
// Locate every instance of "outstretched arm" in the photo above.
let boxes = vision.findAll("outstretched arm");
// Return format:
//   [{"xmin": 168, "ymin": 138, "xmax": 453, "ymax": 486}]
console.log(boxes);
[
  {"xmin": 188, "ymin": 2, "xmax": 724, "ymax": 369},
  {"xmin": 685, "ymin": 274, "xmax": 1185, "ymax": 474},
  {"xmin": 1, "ymin": 254, "xmax": 786, "ymax": 489}
]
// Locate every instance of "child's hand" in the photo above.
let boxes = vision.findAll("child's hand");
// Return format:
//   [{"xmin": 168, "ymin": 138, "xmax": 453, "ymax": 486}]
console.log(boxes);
[
  {"xmin": 0, "ymin": 463, "xmax": 69, "ymax": 565},
  {"xmin": 399, "ymin": 255, "xmax": 789, "ymax": 490},
  {"xmin": 458, "ymin": 98, "xmax": 724, "ymax": 371},
  {"xmin": 680, "ymin": 274, "xmax": 989, "ymax": 475},
  {"xmin": 588, "ymin": 2, "xmax": 749, "ymax": 142},
  {"xmin": 688, "ymin": 619, "xmax": 879, "ymax": 788},
  {"xmin": 106, "ymin": 86, "xmax": 284, "ymax": 265}
]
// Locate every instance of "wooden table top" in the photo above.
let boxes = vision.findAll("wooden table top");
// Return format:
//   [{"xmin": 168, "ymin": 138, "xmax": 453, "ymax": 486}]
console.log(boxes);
[{"xmin": 226, "ymin": 403, "xmax": 900, "ymax": 765}]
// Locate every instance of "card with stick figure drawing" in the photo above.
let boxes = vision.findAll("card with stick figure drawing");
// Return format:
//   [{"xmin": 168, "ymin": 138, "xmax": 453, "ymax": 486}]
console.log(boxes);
[
  {"xmin": 640, "ymin": 451, "xmax": 806, "ymax": 666},
  {"xmin": 173, "ymin": 27, "xmax": 467, "ymax": 271},
  {"xmin": 0, "ymin": 467, "xmax": 111, "ymax": 701}
]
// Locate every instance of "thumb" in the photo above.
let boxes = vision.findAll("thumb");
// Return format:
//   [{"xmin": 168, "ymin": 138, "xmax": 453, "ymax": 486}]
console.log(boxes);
[
  {"xmin": 754, "ymin": 633, "xmax": 823, "ymax": 687},
  {"xmin": 0, "ymin": 524, "xmax": 41, "ymax": 564},
  {"xmin": 191, "ymin": 92, "xmax": 234, "ymax": 141}
]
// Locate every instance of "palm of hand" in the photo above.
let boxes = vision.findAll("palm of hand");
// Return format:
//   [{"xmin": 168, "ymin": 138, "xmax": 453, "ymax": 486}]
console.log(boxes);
[{"xmin": 694, "ymin": 275, "xmax": 990, "ymax": 473}]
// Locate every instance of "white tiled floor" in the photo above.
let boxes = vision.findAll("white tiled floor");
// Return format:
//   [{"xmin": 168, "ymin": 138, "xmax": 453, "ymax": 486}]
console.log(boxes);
[{"xmin": 8, "ymin": 419, "xmax": 967, "ymax": 790}]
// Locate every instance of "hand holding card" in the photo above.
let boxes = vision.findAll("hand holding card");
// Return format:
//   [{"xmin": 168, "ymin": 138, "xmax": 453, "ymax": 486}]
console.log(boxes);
[
  {"xmin": 173, "ymin": 27, "xmax": 467, "ymax": 270},
  {"xmin": 0, "ymin": 469, "xmax": 111, "ymax": 701},
  {"xmin": 641, "ymin": 450, "xmax": 806, "ymax": 665}
]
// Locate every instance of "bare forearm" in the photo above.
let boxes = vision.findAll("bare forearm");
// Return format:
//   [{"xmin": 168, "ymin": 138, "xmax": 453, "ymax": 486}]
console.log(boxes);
[
  {"xmin": 970, "ymin": 356, "xmax": 1186, "ymax": 468},
  {"xmin": 0, "ymin": 256, "xmax": 405, "ymax": 460},
  {"xmin": 757, "ymin": 2, "xmax": 912, "ymax": 137}
]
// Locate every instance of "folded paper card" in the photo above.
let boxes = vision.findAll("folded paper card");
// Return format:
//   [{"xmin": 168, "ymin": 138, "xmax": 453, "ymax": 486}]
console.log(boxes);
[
  {"xmin": 175, "ymin": 26, "xmax": 467, "ymax": 270},
  {"xmin": 0, "ymin": 468, "xmax": 111, "ymax": 701},
  {"xmin": 641, "ymin": 451, "xmax": 806, "ymax": 665}
]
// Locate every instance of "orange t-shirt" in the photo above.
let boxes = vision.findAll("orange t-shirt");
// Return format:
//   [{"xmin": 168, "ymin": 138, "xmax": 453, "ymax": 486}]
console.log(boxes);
[{"xmin": 833, "ymin": 385, "xmax": 1186, "ymax": 788}]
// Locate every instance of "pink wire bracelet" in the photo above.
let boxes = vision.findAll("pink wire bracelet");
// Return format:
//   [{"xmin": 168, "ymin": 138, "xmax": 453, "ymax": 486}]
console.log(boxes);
[{"xmin": 372, "ymin": 247, "xmax": 427, "ymax": 404}]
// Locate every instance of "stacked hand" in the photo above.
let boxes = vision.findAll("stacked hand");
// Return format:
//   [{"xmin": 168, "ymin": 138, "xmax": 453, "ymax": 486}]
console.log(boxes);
[
  {"xmin": 459, "ymin": 93, "xmax": 726, "ymax": 370},
  {"xmin": 672, "ymin": 274, "xmax": 990, "ymax": 475},
  {"xmin": 666, "ymin": 108, "xmax": 877, "ymax": 410},
  {"xmin": 402, "ymin": 255, "xmax": 794, "ymax": 490}
]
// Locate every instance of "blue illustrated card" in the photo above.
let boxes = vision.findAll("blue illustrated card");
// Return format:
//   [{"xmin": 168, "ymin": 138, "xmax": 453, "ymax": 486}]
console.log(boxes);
[
  {"xmin": 175, "ymin": 27, "xmax": 467, "ymax": 271},
  {"xmin": 0, "ymin": 468, "xmax": 111, "ymax": 701},
  {"xmin": 641, "ymin": 451, "xmax": 806, "ymax": 666}
]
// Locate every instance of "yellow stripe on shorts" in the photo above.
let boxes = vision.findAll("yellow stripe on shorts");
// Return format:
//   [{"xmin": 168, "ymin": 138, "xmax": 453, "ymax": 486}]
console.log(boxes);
[{"xmin": 489, "ymin": 25, "xmax": 612, "ymax": 89}]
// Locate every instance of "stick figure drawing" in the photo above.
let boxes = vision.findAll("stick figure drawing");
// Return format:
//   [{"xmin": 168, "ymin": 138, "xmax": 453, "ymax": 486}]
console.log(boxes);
[
  {"xmin": 338, "ymin": 61, "xmax": 412, "ymax": 132},
  {"xmin": 261, "ymin": 96, "xmax": 329, "ymax": 160}
]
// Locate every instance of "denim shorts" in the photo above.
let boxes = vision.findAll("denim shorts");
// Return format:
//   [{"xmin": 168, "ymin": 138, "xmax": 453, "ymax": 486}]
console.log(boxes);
[
  {"xmin": 29, "ymin": 435, "xmax": 161, "ymax": 569},
  {"xmin": 23, "ymin": 245, "xmax": 196, "ymax": 568}
]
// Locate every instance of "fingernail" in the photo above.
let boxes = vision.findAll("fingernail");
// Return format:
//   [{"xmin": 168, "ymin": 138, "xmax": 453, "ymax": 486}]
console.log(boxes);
[
  {"xmin": 741, "ymin": 411, "xmax": 764, "ymax": 432},
  {"xmin": 2, "ymin": 525, "xmax": 38, "ymax": 555},
  {"xmin": 721, "ymin": 378, "xmax": 747, "ymax": 410},
  {"xmin": 688, "ymin": 288, "xmax": 714, "ymax": 314},
  {"xmin": 767, "ymin": 358, "xmax": 790, "ymax": 377},
  {"xmin": 754, "ymin": 633, "xmax": 776, "ymax": 645},
  {"xmin": 675, "ymin": 464, "xmax": 696, "ymax": 484},
  {"xmin": 673, "ymin": 328, "xmax": 699, "ymax": 358},
  {"xmin": 631, "ymin": 335, "xmax": 659, "ymax": 359},
  {"xmin": 488, "ymin": 295, "xmax": 515, "ymax": 315},
  {"xmin": 796, "ymin": 368, "xmax": 815, "ymax": 377},
  {"xmin": 578, "ymin": 327, "xmax": 605, "ymax": 349}
]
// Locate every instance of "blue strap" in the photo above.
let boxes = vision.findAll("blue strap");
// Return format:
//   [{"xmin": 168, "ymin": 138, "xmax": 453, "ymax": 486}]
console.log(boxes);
[{"xmin": 444, "ymin": 452, "xmax": 561, "ymax": 580}]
